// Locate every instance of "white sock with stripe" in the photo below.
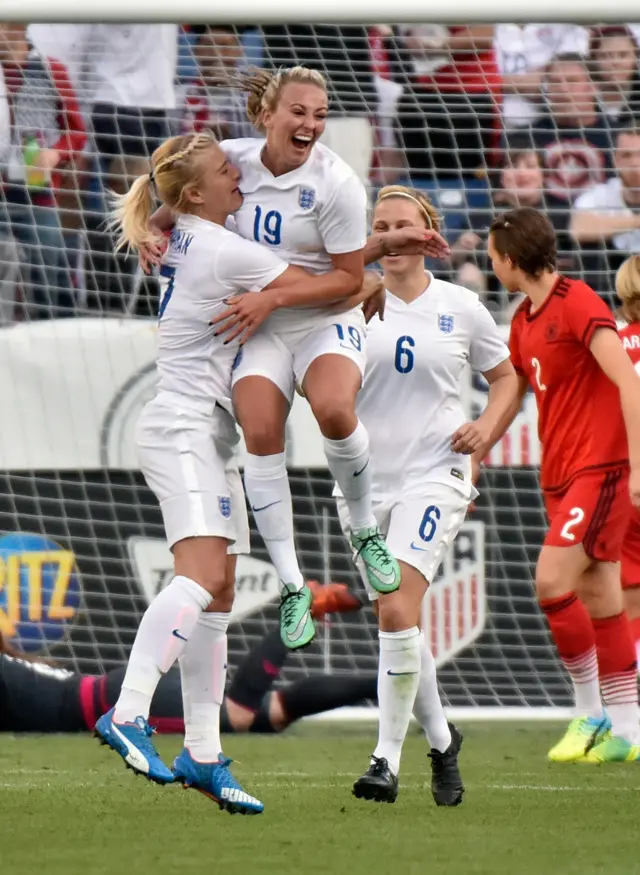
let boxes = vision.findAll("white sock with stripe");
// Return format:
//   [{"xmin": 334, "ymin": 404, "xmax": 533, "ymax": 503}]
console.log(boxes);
[
  {"xmin": 179, "ymin": 611, "xmax": 230, "ymax": 762},
  {"xmin": 372, "ymin": 627, "xmax": 421, "ymax": 774},
  {"xmin": 114, "ymin": 575, "xmax": 212, "ymax": 724}
]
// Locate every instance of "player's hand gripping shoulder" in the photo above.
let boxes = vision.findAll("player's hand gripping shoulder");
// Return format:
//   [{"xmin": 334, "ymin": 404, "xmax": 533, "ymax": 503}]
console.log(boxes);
[
  {"xmin": 332, "ymin": 271, "xmax": 386, "ymax": 322},
  {"xmin": 138, "ymin": 205, "xmax": 175, "ymax": 273}
]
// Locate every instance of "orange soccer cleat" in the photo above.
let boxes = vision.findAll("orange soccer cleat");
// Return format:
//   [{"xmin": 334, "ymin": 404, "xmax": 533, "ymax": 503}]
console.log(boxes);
[{"xmin": 307, "ymin": 580, "xmax": 363, "ymax": 620}]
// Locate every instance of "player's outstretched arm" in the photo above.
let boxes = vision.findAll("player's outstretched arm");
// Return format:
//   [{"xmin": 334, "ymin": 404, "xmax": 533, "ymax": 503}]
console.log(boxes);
[
  {"xmin": 451, "ymin": 360, "xmax": 520, "ymax": 456},
  {"xmin": 590, "ymin": 328, "xmax": 640, "ymax": 509},
  {"xmin": 364, "ymin": 227, "xmax": 450, "ymax": 264}
]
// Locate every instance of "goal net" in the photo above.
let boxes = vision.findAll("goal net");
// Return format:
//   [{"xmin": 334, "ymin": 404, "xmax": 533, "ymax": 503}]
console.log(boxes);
[{"xmin": 0, "ymin": 18, "xmax": 635, "ymax": 716}]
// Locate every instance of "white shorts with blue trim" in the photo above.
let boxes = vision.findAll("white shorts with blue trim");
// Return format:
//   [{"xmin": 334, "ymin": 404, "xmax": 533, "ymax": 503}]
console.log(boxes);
[
  {"xmin": 136, "ymin": 394, "xmax": 249, "ymax": 553},
  {"xmin": 336, "ymin": 482, "xmax": 470, "ymax": 600},
  {"xmin": 231, "ymin": 308, "xmax": 367, "ymax": 403}
]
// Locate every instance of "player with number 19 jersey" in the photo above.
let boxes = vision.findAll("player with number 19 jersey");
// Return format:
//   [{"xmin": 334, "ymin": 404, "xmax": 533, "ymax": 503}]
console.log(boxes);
[
  {"xmin": 220, "ymin": 137, "xmax": 368, "ymax": 401},
  {"xmin": 509, "ymin": 276, "xmax": 631, "ymax": 559}
]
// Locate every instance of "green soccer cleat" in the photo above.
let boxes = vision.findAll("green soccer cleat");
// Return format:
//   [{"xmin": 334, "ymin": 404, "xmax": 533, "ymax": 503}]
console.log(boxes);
[
  {"xmin": 350, "ymin": 526, "xmax": 400, "ymax": 595},
  {"xmin": 583, "ymin": 735, "xmax": 640, "ymax": 763},
  {"xmin": 547, "ymin": 715, "xmax": 610, "ymax": 763},
  {"xmin": 279, "ymin": 583, "xmax": 316, "ymax": 650}
]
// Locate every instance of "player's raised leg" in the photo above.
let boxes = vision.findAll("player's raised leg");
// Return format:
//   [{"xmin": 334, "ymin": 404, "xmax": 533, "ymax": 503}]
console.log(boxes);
[
  {"xmin": 233, "ymin": 369, "xmax": 315, "ymax": 651},
  {"xmin": 303, "ymin": 351, "xmax": 400, "ymax": 596}
]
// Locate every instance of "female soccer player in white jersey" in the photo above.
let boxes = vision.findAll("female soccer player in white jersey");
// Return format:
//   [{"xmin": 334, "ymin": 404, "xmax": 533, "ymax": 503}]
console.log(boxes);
[
  {"xmin": 146, "ymin": 66, "xmax": 450, "ymax": 653},
  {"xmin": 336, "ymin": 186, "xmax": 518, "ymax": 806},
  {"xmin": 94, "ymin": 130, "xmax": 383, "ymax": 815}
]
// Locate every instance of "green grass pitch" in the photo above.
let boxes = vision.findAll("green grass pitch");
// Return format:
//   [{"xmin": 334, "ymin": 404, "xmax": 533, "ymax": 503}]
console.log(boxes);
[{"xmin": 1, "ymin": 722, "xmax": 638, "ymax": 875}]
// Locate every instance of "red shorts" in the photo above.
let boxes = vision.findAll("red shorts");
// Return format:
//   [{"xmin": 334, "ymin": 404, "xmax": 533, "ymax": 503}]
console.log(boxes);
[
  {"xmin": 543, "ymin": 467, "xmax": 631, "ymax": 562},
  {"xmin": 622, "ymin": 509, "xmax": 640, "ymax": 589}
]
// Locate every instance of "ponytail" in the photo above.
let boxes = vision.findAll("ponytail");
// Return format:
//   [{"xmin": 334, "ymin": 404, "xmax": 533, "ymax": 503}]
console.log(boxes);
[{"xmin": 110, "ymin": 173, "xmax": 157, "ymax": 253}]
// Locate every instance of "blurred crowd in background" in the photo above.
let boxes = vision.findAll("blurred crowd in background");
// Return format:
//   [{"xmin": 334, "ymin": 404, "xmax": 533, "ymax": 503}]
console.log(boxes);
[{"xmin": 0, "ymin": 21, "xmax": 639, "ymax": 324}]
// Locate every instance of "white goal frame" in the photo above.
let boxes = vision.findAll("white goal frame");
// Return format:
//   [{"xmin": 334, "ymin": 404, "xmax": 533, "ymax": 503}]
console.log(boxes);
[{"xmin": 4, "ymin": 0, "xmax": 640, "ymax": 23}]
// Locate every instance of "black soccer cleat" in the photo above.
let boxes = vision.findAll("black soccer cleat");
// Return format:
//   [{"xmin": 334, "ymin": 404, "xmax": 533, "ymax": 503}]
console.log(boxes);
[
  {"xmin": 428, "ymin": 722, "xmax": 464, "ymax": 807},
  {"xmin": 352, "ymin": 755, "xmax": 399, "ymax": 804}
]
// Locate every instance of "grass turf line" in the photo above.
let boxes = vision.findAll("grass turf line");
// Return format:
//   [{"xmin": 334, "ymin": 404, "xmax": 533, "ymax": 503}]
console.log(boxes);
[{"xmin": 0, "ymin": 723, "xmax": 638, "ymax": 875}]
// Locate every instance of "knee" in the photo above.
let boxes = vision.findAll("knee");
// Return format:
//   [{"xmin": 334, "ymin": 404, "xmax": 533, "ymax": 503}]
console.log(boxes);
[
  {"xmin": 243, "ymin": 422, "xmax": 285, "ymax": 456},
  {"xmin": 378, "ymin": 592, "xmax": 417, "ymax": 633},
  {"xmin": 208, "ymin": 579, "xmax": 235, "ymax": 612},
  {"xmin": 309, "ymin": 395, "xmax": 357, "ymax": 440}
]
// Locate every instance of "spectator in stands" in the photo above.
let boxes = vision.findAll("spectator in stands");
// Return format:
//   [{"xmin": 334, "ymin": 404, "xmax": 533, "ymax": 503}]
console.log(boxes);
[
  {"xmin": 0, "ymin": 23, "xmax": 87, "ymax": 319},
  {"xmin": 179, "ymin": 26, "xmax": 256, "ymax": 140},
  {"xmin": 260, "ymin": 26, "xmax": 376, "ymax": 183},
  {"xmin": 387, "ymin": 25, "xmax": 500, "ymax": 184},
  {"xmin": 570, "ymin": 119, "xmax": 640, "ymax": 293},
  {"xmin": 448, "ymin": 138, "xmax": 576, "ymax": 317},
  {"xmin": 86, "ymin": 24, "xmax": 178, "ymax": 313},
  {"xmin": 0, "ymin": 57, "xmax": 20, "ymax": 324},
  {"xmin": 589, "ymin": 26, "xmax": 640, "ymax": 122},
  {"xmin": 513, "ymin": 53, "xmax": 613, "ymax": 205},
  {"xmin": 495, "ymin": 24, "xmax": 588, "ymax": 129}
]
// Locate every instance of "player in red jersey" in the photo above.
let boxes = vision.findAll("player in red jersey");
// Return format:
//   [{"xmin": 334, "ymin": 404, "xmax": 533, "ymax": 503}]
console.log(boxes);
[
  {"xmin": 487, "ymin": 207, "xmax": 640, "ymax": 763},
  {"xmin": 616, "ymin": 256, "xmax": 640, "ymax": 668}
]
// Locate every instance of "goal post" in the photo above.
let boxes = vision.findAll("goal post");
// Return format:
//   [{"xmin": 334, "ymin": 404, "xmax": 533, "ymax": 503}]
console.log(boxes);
[
  {"xmin": 4, "ymin": 1, "xmax": 640, "ymax": 22},
  {"xmin": 0, "ymin": 16, "xmax": 632, "ymax": 720}
]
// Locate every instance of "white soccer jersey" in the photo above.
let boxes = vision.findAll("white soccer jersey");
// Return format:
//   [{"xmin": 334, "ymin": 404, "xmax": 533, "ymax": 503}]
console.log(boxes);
[
  {"xmin": 155, "ymin": 213, "xmax": 287, "ymax": 410},
  {"xmin": 356, "ymin": 275, "xmax": 509, "ymax": 501},
  {"xmin": 220, "ymin": 137, "xmax": 367, "ymax": 329}
]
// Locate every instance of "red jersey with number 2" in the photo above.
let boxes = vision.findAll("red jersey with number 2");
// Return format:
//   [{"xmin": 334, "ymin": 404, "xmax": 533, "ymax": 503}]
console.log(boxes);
[{"xmin": 509, "ymin": 276, "xmax": 628, "ymax": 493}]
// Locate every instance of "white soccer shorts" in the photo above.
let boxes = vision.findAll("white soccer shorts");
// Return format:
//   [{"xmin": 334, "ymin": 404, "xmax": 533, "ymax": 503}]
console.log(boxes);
[
  {"xmin": 231, "ymin": 308, "xmax": 367, "ymax": 403},
  {"xmin": 336, "ymin": 483, "xmax": 470, "ymax": 600},
  {"xmin": 136, "ymin": 395, "xmax": 249, "ymax": 554}
]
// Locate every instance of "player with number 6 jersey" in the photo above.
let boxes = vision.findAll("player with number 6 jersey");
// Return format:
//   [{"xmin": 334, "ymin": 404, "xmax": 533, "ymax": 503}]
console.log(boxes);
[
  {"xmin": 489, "ymin": 208, "xmax": 640, "ymax": 765},
  {"xmin": 337, "ymin": 186, "xmax": 517, "ymax": 806},
  {"xmin": 616, "ymin": 256, "xmax": 640, "ymax": 672}
]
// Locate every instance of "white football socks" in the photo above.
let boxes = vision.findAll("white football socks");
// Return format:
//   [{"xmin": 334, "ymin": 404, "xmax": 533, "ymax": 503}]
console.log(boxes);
[
  {"xmin": 323, "ymin": 421, "xmax": 376, "ymax": 532},
  {"xmin": 114, "ymin": 575, "xmax": 212, "ymax": 724},
  {"xmin": 244, "ymin": 452, "xmax": 304, "ymax": 592},
  {"xmin": 179, "ymin": 611, "xmax": 230, "ymax": 762},
  {"xmin": 372, "ymin": 627, "xmax": 421, "ymax": 775},
  {"xmin": 412, "ymin": 633, "xmax": 452, "ymax": 753}
]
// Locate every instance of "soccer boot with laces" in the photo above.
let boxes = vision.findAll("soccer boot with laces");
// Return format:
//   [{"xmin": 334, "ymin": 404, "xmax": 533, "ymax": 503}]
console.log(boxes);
[
  {"xmin": 583, "ymin": 734, "xmax": 640, "ymax": 763},
  {"xmin": 279, "ymin": 582, "xmax": 315, "ymax": 650},
  {"xmin": 429, "ymin": 722, "xmax": 464, "ymax": 806},
  {"xmin": 547, "ymin": 714, "xmax": 611, "ymax": 762},
  {"xmin": 94, "ymin": 708, "xmax": 174, "ymax": 784},
  {"xmin": 172, "ymin": 749, "xmax": 264, "ymax": 815},
  {"xmin": 352, "ymin": 755, "xmax": 399, "ymax": 803},
  {"xmin": 350, "ymin": 526, "xmax": 400, "ymax": 594}
]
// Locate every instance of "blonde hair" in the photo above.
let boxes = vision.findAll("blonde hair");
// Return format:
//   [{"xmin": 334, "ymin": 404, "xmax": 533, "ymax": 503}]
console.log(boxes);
[
  {"xmin": 616, "ymin": 255, "xmax": 640, "ymax": 323},
  {"xmin": 110, "ymin": 131, "xmax": 219, "ymax": 252},
  {"xmin": 235, "ymin": 66, "xmax": 328, "ymax": 133},
  {"xmin": 374, "ymin": 185, "xmax": 441, "ymax": 233}
]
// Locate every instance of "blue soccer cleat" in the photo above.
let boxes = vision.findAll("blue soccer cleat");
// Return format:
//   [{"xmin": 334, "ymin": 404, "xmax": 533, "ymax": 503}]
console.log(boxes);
[
  {"xmin": 172, "ymin": 748, "xmax": 264, "ymax": 815},
  {"xmin": 94, "ymin": 708, "xmax": 174, "ymax": 785}
]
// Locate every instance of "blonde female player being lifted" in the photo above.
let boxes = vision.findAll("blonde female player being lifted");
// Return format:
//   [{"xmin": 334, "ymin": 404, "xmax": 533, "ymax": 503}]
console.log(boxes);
[
  {"xmin": 336, "ymin": 186, "xmax": 518, "ymax": 805},
  {"xmin": 94, "ymin": 130, "xmax": 385, "ymax": 814},
  {"xmin": 145, "ymin": 66, "xmax": 450, "ymax": 652}
]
